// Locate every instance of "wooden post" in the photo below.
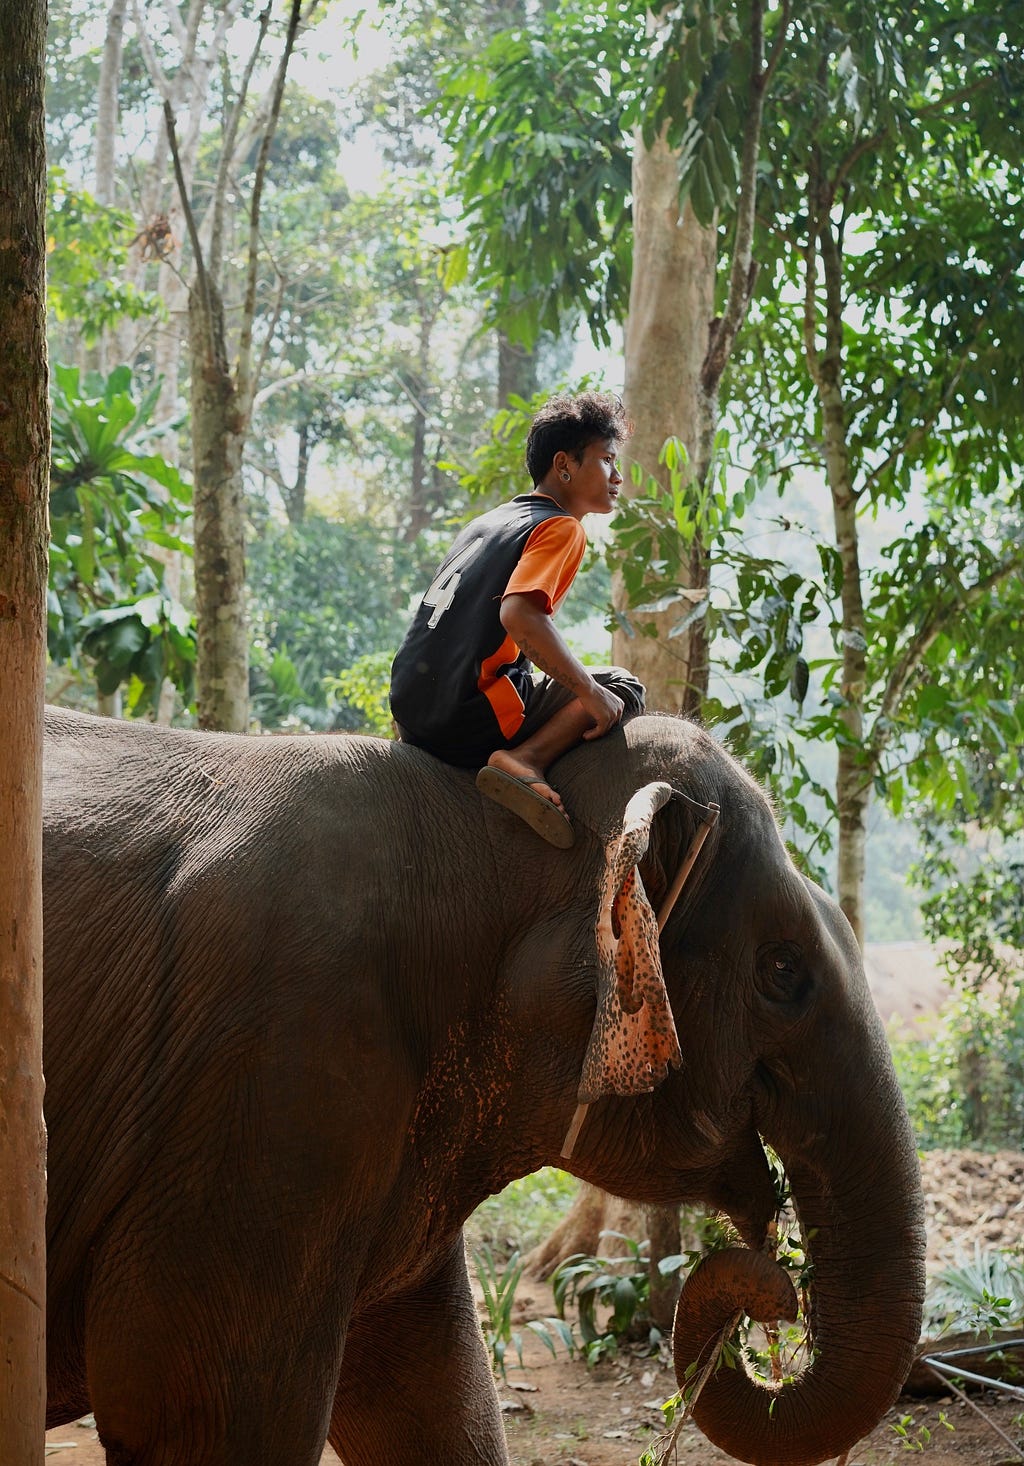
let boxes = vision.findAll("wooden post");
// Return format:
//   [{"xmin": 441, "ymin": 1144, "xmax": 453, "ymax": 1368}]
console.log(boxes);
[{"xmin": 0, "ymin": 0, "xmax": 50, "ymax": 1456}]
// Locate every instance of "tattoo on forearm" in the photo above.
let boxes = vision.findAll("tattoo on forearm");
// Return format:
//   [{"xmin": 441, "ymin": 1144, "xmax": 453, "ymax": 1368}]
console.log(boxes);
[{"xmin": 516, "ymin": 636, "xmax": 589, "ymax": 698}]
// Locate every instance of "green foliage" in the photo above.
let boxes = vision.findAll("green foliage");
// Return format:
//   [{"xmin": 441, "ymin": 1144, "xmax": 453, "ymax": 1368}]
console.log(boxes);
[
  {"xmin": 439, "ymin": 4, "xmax": 641, "ymax": 345},
  {"xmin": 466, "ymin": 1169, "xmax": 580, "ymax": 1259},
  {"xmin": 551, "ymin": 1232, "xmax": 675, "ymax": 1365},
  {"xmin": 640, "ymin": 1, "xmax": 753, "ymax": 224},
  {"xmin": 927, "ymin": 1246, "xmax": 1024, "ymax": 1336},
  {"xmin": 47, "ymin": 169, "xmax": 161, "ymax": 346},
  {"xmin": 438, "ymin": 0, "xmax": 785, "ymax": 346},
  {"xmin": 890, "ymin": 1410, "xmax": 954, "ymax": 1453},
  {"xmin": 889, "ymin": 1029, "xmax": 966, "ymax": 1150},
  {"xmin": 326, "ymin": 653, "xmax": 396, "ymax": 738},
  {"xmin": 247, "ymin": 515, "xmax": 415, "ymax": 730},
  {"xmin": 898, "ymin": 807, "xmax": 1024, "ymax": 1147},
  {"xmin": 917, "ymin": 830, "xmax": 1024, "ymax": 991},
  {"xmin": 723, "ymin": 0, "xmax": 1024, "ymax": 855},
  {"xmin": 608, "ymin": 434, "xmax": 840, "ymax": 875},
  {"xmin": 892, "ymin": 979, "xmax": 1024, "ymax": 1150},
  {"xmin": 472, "ymin": 1247, "xmax": 575, "ymax": 1380},
  {"xmin": 48, "ymin": 363, "xmax": 195, "ymax": 710}
]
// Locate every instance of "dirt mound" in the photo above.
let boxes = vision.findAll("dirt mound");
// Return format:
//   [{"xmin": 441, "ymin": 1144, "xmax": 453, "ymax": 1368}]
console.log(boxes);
[{"xmin": 920, "ymin": 1149, "xmax": 1024, "ymax": 1268}]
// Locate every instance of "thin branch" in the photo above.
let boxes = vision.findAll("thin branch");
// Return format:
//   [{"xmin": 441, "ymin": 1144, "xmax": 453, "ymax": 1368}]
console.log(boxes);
[
  {"xmin": 159, "ymin": 0, "xmax": 189, "ymax": 49},
  {"xmin": 762, "ymin": 0, "xmax": 791, "ymax": 88},
  {"xmin": 208, "ymin": 4, "xmax": 272, "ymax": 283},
  {"xmin": 912, "ymin": 74, "xmax": 994, "ymax": 121},
  {"xmin": 866, "ymin": 550, "xmax": 1024, "ymax": 767},
  {"xmin": 202, "ymin": 0, "xmax": 249, "ymax": 72},
  {"xmin": 701, "ymin": 0, "xmax": 781, "ymax": 397},
  {"xmin": 236, "ymin": 0, "xmax": 303, "ymax": 416},
  {"xmin": 132, "ymin": 0, "xmax": 175, "ymax": 102},
  {"xmin": 802, "ymin": 148, "xmax": 822, "ymax": 388},
  {"xmin": 831, "ymin": 126, "xmax": 887, "ymax": 197},
  {"xmin": 252, "ymin": 364, "xmax": 354, "ymax": 412},
  {"xmin": 251, "ymin": 267, "xmax": 287, "ymax": 392},
  {"xmin": 163, "ymin": 100, "xmax": 216, "ymax": 360}
]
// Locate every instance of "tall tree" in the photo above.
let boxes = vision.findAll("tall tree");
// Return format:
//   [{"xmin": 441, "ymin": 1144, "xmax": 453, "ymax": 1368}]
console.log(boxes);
[
  {"xmin": 729, "ymin": 0, "xmax": 1024, "ymax": 943},
  {"xmin": 82, "ymin": 0, "xmax": 128, "ymax": 379},
  {"xmin": 614, "ymin": 0, "xmax": 782, "ymax": 715},
  {"xmin": 166, "ymin": 0, "xmax": 303, "ymax": 729},
  {"xmin": 0, "ymin": 0, "xmax": 50, "ymax": 1454},
  {"xmin": 439, "ymin": 0, "xmax": 786, "ymax": 714}
]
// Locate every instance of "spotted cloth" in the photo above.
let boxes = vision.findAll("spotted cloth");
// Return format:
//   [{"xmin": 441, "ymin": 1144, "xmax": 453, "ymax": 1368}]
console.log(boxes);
[{"xmin": 577, "ymin": 782, "xmax": 682, "ymax": 1104}]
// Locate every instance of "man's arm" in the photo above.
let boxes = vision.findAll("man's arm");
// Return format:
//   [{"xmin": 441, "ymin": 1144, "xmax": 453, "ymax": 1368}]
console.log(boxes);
[{"xmin": 500, "ymin": 592, "xmax": 623, "ymax": 738}]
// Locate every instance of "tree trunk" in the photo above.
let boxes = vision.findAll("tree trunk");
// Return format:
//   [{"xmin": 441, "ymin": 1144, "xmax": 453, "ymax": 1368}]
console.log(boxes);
[
  {"xmin": 0, "ymin": 0, "xmax": 49, "ymax": 1453},
  {"xmin": 644, "ymin": 1201, "xmax": 682, "ymax": 1332},
  {"xmin": 613, "ymin": 132, "xmax": 718, "ymax": 716},
  {"xmin": 282, "ymin": 420, "xmax": 312, "ymax": 526},
  {"xmin": 94, "ymin": 0, "xmax": 126, "ymax": 208},
  {"xmin": 405, "ymin": 306, "xmax": 434, "ymax": 541},
  {"xmin": 169, "ymin": 0, "xmax": 301, "ymax": 732},
  {"xmin": 605, "ymin": 131, "xmax": 719, "ymax": 1320},
  {"xmin": 190, "ymin": 282, "xmax": 249, "ymax": 731},
  {"xmin": 497, "ymin": 332, "xmax": 537, "ymax": 407},
  {"xmin": 96, "ymin": 689, "xmax": 122, "ymax": 718},
  {"xmin": 82, "ymin": 0, "xmax": 128, "ymax": 379},
  {"xmin": 521, "ymin": 1184, "xmax": 641, "ymax": 1280},
  {"xmin": 809, "ymin": 212, "xmax": 868, "ymax": 947}
]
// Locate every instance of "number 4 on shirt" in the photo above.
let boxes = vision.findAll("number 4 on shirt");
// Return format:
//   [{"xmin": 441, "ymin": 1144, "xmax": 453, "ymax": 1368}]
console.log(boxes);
[{"xmin": 422, "ymin": 538, "xmax": 483, "ymax": 628}]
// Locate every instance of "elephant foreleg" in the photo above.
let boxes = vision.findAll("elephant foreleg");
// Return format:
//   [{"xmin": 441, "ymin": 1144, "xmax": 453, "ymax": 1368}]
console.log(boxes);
[{"xmin": 329, "ymin": 1238, "xmax": 507, "ymax": 1466}]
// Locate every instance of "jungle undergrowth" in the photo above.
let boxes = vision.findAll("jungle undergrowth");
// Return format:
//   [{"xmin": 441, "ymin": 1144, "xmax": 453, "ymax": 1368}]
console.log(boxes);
[{"xmin": 472, "ymin": 1246, "xmax": 575, "ymax": 1380}]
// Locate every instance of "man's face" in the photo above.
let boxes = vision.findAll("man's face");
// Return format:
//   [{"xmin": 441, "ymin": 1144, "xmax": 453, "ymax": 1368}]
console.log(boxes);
[{"xmin": 562, "ymin": 437, "xmax": 624, "ymax": 517}]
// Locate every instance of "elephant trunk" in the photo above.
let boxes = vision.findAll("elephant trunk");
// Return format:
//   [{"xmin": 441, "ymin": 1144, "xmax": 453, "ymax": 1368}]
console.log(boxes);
[{"xmin": 674, "ymin": 1089, "xmax": 926, "ymax": 1465}]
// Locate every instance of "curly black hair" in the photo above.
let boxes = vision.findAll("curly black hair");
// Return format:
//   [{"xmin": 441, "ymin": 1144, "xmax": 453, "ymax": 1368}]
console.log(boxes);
[{"xmin": 525, "ymin": 392, "xmax": 632, "ymax": 484}]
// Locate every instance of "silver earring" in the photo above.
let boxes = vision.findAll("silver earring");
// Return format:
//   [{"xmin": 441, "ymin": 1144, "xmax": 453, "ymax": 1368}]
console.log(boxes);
[{"xmin": 560, "ymin": 470, "xmax": 571, "ymax": 482}]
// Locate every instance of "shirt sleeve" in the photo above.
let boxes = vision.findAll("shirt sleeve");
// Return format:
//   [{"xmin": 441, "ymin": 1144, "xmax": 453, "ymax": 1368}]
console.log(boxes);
[{"xmin": 502, "ymin": 516, "xmax": 587, "ymax": 614}]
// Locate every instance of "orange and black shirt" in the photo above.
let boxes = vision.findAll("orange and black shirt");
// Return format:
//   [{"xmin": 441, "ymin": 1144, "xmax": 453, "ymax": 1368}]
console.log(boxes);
[{"xmin": 389, "ymin": 493, "xmax": 586, "ymax": 766}]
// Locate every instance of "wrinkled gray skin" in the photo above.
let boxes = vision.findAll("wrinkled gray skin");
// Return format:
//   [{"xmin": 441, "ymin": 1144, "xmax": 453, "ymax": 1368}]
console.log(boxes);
[{"xmin": 43, "ymin": 707, "xmax": 924, "ymax": 1466}]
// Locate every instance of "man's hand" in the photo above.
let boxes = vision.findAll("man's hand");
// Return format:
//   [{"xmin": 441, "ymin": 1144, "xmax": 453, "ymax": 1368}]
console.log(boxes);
[{"xmin": 580, "ymin": 679, "xmax": 624, "ymax": 739}]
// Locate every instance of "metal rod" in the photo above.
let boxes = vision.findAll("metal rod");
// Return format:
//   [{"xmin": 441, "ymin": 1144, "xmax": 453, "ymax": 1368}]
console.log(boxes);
[
  {"xmin": 922, "ymin": 1356, "xmax": 1024, "ymax": 1401},
  {"xmin": 924, "ymin": 1362, "xmax": 1024, "ymax": 1460},
  {"xmin": 926, "ymin": 1338, "xmax": 1024, "ymax": 1361}
]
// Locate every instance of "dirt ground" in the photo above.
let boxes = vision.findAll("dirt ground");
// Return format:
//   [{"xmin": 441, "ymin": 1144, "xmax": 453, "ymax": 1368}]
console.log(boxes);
[{"xmin": 45, "ymin": 1148, "xmax": 1024, "ymax": 1465}]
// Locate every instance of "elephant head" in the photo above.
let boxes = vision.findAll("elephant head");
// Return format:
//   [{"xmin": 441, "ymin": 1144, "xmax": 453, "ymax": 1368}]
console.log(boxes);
[{"xmin": 550, "ymin": 715, "xmax": 926, "ymax": 1466}]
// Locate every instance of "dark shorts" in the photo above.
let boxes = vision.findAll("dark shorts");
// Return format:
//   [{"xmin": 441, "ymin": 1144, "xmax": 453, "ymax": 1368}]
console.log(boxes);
[
  {"xmin": 512, "ymin": 665, "xmax": 646, "ymax": 746},
  {"xmin": 395, "ymin": 665, "xmax": 646, "ymax": 768}
]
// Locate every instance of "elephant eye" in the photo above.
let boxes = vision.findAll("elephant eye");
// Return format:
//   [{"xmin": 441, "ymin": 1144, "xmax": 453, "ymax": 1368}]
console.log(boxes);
[{"xmin": 756, "ymin": 942, "xmax": 811, "ymax": 1004}]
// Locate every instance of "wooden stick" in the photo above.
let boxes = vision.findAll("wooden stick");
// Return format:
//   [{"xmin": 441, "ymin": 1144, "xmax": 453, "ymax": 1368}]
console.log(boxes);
[
  {"xmin": 657, "ymin": 803, "xmax": 720, "ymax": 933},
  {"xmin": 560, "ymin": 1102, "xmax": 589, "ymax": 1160}
]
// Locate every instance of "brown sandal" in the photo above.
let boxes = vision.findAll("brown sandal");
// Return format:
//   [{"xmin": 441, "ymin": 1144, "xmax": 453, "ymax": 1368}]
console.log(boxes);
[{"xmin": 475, "ymin": 765, "xmax": 575, "ymax": 849}]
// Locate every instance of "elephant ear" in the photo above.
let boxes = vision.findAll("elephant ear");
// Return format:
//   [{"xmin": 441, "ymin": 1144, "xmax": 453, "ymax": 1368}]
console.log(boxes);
[{"xmin": 576, "ymin": 781, "xmax": 682, "ymax": 1105}]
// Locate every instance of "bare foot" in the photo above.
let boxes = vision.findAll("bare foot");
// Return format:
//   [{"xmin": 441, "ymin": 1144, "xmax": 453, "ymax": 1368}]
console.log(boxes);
[{"xmin": 487, "ymin": 749, "xmax": 564, "ymax": 810}]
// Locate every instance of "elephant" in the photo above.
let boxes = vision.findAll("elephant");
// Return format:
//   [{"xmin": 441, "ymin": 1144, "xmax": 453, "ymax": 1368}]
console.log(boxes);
[{"xmin": 41, "ymin": 704, "xmax": 925, "ymax": 1466}]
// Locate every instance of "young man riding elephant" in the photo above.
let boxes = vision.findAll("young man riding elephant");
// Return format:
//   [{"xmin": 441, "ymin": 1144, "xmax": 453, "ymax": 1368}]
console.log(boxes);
[{"xmin": 389, "ymin": 391, "xmax": 645, "ymax": 848}]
